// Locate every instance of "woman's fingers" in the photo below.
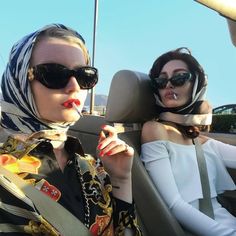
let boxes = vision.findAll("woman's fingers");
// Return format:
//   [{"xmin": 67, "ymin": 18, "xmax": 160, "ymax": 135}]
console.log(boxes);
[
  {"xmin": 98, "ymin": 141, "xmax": 133, "ymax": 157},
  {"xmin": 97, "ymin": 124, "xmax": 133, "ymax": 157},
  {"xmin": 98, "ymin": 141, "xmax": 124, "ymax": 157},
  {"xmin": 101, "ymin": 125, "xmax": 117, "ymax": 138},
  {"xmin": 105, "ymin": 143, "xmax": 133, "ymax": 157},
  {"xmin": 98, "ymin": 125, "xmax": 116, "ymax": 149},
  {"xmin": 98, "ymin": 130, "xmax": 106, "ymax": 143}
]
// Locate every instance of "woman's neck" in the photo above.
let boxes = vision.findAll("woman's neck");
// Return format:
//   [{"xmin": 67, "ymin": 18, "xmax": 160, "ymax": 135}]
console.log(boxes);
[{"xmin": 52, "ymin": 141, "xmax": 69, "ymax": 171}]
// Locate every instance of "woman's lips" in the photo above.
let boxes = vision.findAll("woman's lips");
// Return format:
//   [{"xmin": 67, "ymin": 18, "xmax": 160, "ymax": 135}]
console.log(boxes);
[
  {"xmin": 62, "ymin": 99, "xmax": 80, "ymax": 108},
  {"xmin": 164, "ymin": 91, "xmax": 177, "ymax": 100}
]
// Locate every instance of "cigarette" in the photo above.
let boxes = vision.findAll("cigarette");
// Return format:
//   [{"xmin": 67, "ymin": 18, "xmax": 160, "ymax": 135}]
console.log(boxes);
[
  {"xmin": 173, "ymin": 93, "xmax": 177, "ymax": 100},
  {"xmin": 72, "ymin": 103, "xmax": 83, "ymax": 117}
]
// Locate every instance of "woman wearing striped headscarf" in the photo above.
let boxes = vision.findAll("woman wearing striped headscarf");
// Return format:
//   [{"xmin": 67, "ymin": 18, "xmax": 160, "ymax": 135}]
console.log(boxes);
[
  {"xmin": 0, "ymin": 24, "xmax": 141, "ymax": 236},
  {"xmin": 141, "ymin": 48, "xmax": 236, "ymax": 236}
]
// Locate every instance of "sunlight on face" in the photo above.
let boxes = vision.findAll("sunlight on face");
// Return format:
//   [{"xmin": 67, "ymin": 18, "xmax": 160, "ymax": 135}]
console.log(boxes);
[
  {"xmin": 30, "ymin": 37, "xmax": 88, "ymax": 123},
  {"xmin": 158, "ymin": 60, "xmax": 193, "ymax": 108}
]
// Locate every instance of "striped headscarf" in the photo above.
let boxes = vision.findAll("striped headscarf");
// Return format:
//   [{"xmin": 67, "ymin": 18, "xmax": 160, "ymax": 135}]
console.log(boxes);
[{"xmin": 1, "ymin": 24, "xmax": 87, "ymax": 135}]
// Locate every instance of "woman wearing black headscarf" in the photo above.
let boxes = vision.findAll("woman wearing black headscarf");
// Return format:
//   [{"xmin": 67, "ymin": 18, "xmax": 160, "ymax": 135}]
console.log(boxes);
[{"xmin": 141, "ymin": 47, "xmax": 236, "ymax": 236}]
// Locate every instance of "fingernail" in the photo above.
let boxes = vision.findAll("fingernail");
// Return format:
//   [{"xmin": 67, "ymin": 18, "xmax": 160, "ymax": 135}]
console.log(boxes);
[
  {"xmin": 106, "ymin": 151, "xmax": 112, "ymax": 156},
  {"xmin": 99, "ymin": 151, "xmax": 104, "ymax": 157},
  {"xmin": 97, "ymin": 144, "xmax": 102, "ymax": 150},
  {"xmin": 101, "ymin": 125, "xmax": 106, "ymax": 129}
]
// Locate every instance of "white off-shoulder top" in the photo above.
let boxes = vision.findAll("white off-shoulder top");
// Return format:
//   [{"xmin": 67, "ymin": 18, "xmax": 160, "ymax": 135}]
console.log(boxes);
[{"xmin": 141, "ymin": 139, "xmax": 236, "ymax": 236}]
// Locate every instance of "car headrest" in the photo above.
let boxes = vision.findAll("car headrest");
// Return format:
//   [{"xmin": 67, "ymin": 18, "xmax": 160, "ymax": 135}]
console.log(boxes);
[{"xmin": 105, "ymin": 70, "xmax": 158, "ymax": 123}]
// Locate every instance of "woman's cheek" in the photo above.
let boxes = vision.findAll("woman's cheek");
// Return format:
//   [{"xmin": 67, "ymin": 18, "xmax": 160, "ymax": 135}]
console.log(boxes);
[{"xmin": 79, "ymin": 90, "xmax": 88, "ymax": 107}]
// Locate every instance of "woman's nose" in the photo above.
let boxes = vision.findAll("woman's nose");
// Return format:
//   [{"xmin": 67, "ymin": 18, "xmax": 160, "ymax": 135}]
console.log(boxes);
[
  {"xmin": 166, "ymin": 80, "xmax": 174, "ymax": 88},
  {"xmin": 64, "ymin": 76, "xmax": 80, "ymax": 93}
]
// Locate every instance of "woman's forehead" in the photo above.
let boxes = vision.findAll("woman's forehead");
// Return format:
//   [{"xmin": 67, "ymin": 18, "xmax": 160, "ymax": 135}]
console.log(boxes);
[
  {"xmin": 31, "ymin": 38, "xmax": 86, "ymax": 67},
  {"xmin": 161, "ymin": 60, "xmax": 188, "ymax": 72}
]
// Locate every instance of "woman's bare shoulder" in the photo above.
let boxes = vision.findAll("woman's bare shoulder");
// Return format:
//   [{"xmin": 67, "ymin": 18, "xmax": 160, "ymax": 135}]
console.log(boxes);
[
  {"xmin": 199, "ymin": 134, "xmax": 211, "ymax": 144},
  {"xmin": 141, "ymin": 120, "xmax": 168, "ymax": 144}
]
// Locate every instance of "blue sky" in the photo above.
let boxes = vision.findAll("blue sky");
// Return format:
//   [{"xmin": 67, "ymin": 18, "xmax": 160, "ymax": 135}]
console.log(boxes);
[{"xmin": 0, "ymin": 0, "xmax": 235, "ymax": 108}]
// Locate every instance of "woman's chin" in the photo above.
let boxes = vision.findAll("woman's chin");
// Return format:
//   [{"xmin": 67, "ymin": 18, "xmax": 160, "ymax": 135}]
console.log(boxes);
[
  {"xmin": 64, "ymin": 116, "xmax": 80, "ymax": 123},
  {"xmin": 49, "ymin": 116, "xmax": 80, "ymax": 124}
]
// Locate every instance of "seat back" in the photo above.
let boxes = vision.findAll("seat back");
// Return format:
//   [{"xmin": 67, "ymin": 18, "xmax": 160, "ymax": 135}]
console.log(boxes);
[
  {"xmin": 105, "ymin": 70, "xmax": 158, "ymax": 124},
  {"xmin": 105, "ymin": 70, "xmax": 187, "ymax": 236},
  {"xmin": 68, "ymin": 114, "xmax": 108, "ymax": 157},
  {"xmin": 69, "ymin": 69, "xmax": 235, "ymax": 235}
]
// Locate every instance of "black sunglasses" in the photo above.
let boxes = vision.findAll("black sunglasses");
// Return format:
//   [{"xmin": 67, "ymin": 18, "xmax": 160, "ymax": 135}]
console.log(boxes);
[
  {"xmin": 28, "ymin": 63, "xmax": 98, "ymax": 89},
  {"xmin": 152, "ymin": 72, "xmax": 192, "ymax": 90}
]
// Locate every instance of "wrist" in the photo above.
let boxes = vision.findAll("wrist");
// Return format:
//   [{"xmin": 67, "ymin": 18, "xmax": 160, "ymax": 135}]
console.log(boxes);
[
  {"xmin": 110, "ymin": 175, "xmax": 132, "ymax": 189},
  {"xmin": 110, "ymin": 176, "xmax": 132, "ymax": 203}
]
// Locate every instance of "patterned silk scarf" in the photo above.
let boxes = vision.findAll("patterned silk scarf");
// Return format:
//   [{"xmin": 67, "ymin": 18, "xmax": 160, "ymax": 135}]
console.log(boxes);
[{"xmin": 1, "ymin": 23, "xmax": 86, "ymax": 136}]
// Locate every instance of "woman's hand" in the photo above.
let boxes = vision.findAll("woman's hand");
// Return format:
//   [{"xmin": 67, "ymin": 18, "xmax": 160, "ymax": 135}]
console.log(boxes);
[
  {"xmin": 97, "ymin": 125, "xmax": 134, "ymax": 180},
  {"xmin": 97, "ymin": 125, "xmax": 134, "ymax": 202}
]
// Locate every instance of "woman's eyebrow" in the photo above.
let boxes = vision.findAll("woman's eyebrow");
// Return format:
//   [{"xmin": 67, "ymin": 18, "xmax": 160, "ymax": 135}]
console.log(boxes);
[
  {"xmin": 159, "ymin": 72, "xmax": 168, "ymax": 76},
  {"xmin": 72, "ymin": 64, "xmax": 87, "ymax": 69},
  {"xmin": 173, "ymin": 68, "xmax": 188, "ymax": 73}
]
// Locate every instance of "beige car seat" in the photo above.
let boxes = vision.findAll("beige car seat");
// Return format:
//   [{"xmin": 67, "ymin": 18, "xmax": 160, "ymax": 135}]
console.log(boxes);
[
  {"xmin": 69, "ymin": 68, "xmax": 236, "ymax": 235},
  {"xmin": 70, "ymin": 69, "xmax": 235, "ymax": 235},
  {"xmin": 105, "ymin": 70, "xmax": 192, "ymax": 236}
]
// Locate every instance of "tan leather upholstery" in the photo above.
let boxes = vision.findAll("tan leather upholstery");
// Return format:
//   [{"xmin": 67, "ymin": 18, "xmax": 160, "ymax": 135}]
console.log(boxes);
[
  {"xmin": 68, "ymin": 69, "xmax": 236, "ymax": 235},
  {"xmin": 105, "ymin": 70, "xmax": 189, "ymax": 236},
  {"xmin": 105, "ymin": 70, "xmax": 158, "ymax": 123},
  {"xmin": 195, "ymin": 0, "xmax": 236, "ymax": 47},
  {"xmin": 67, "ymin": 69, "xmax": 236, "ymax": 235},
  {"xmin": 69, "ymin": 114, "xmax": 108, "ymax": 157},
  {"xmin": 195, "ymin": 0, "xmax": 236, "ymax": 21}
]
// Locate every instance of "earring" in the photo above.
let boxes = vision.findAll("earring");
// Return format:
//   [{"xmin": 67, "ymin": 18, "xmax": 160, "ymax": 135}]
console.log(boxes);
[{"xmin": 28, "ymin": 68, "xmax": 34, "ymax": 81}]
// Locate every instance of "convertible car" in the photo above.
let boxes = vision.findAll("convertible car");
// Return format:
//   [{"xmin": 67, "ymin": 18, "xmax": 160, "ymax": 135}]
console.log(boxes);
[
  {"xmin": 0, "ymin": 1, "xmax": 235, "ymax": 235},
  {"xmin": 68, "ymin": 2, "xmax": 236, "ymax": 235}
]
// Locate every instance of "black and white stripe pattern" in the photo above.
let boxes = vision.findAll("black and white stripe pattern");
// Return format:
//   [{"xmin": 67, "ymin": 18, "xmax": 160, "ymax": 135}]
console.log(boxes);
[{"xmin": 1, "ymin": 24, "xmax": 86, "ymax": 134}]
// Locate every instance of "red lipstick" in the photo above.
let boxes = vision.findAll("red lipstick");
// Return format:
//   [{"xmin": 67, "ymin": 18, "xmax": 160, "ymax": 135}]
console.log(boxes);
[
  {"xmin": 62, "ymin": 99, "xmax": 83, "ymax": 117},
  {"xmin": 62, "ymin": 99, "xmax": 80, "ymax": 108}
]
